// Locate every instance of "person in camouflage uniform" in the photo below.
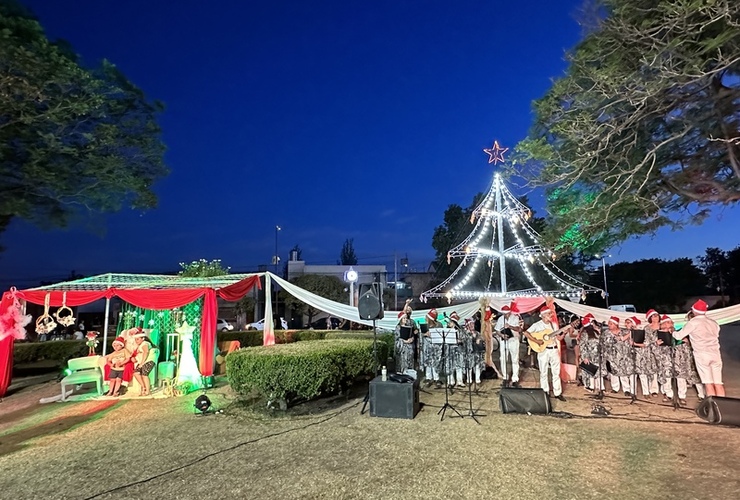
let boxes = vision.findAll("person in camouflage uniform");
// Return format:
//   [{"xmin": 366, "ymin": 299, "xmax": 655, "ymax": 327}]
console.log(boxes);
[
  {"xmin": 637, "ymin": 309, "xmax": 661, "ymax": 399},
  {"xmin": 577, "ymin": 315, "xmax": 605, "ymax": 393},
  {"xmin": 394, "ymin": 302, "xmax": 417, "ymax": 374},
  {"xmin": 421, "ymin": 309, "xmax": 443, "ymax": 387}
]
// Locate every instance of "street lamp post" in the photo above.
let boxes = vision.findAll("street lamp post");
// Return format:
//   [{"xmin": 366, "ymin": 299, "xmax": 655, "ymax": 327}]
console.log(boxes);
[
  {"xmin": 346, "ymin": 267, "xmax": 358, "ymax": 307},
  {"xmin": 596, "ymin": 254, "xmax": 611, "ymax": 307},
  {"xmin": 274, "ymin": 225, "xmax": 281, "ymax": 318}
]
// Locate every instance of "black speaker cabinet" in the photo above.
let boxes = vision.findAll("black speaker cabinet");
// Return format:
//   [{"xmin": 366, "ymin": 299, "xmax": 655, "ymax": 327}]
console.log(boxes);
[
  {"xmin": 358, "ymin": 283, "xmax": 384, "ymax": 320},
  {"xmin": 499, "ymin": 386, "xmax": 551, "ymax": 414},
  {"xmin": 696, "ymin": 396, "xmax": 740, "ymax": 426},
  {"xmin": 369, "ymin": 376, "xmax": 419, "ymax": 419}
]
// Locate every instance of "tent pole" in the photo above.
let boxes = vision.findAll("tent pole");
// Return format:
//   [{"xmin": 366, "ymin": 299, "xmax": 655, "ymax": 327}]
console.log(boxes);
[{"xmin": 102, "ymin": 297, "xmax": 111, "ymax": 356}]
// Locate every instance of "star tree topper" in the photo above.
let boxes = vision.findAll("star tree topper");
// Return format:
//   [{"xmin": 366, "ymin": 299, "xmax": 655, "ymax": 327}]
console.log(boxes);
[{"xmin": 483, "ymin": 140, "xmax": 508, "ymax": 164}]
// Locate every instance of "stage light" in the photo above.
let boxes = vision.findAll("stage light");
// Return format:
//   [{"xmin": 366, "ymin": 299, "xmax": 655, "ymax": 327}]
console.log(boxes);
[{"xmin": 194, "ymin": 394, "xmax": 211, "ymax": 414}]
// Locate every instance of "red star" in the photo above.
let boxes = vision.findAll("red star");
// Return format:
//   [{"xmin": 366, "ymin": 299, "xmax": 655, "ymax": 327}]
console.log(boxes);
[{"xmin": 483, "ymin": 140, "xmax": 508, "ymax": 164}]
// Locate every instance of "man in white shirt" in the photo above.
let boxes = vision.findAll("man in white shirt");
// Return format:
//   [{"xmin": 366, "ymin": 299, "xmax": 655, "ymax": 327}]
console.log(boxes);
[
  {"xmin": 674, "ymin": 299, "xmax": 723, "ymax": 397},
  {"xmin": 524, "ymin": 306, "xmax": 570, "ymax": 401},
  {"xmin": 495, "ymin": 303, "xmax": 521, "ymax": 387}
]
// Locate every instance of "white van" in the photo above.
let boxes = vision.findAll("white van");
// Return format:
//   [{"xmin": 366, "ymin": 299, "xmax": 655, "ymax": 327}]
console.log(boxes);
[{"xmin": 608, "ymin": 304, "xmax": 636, "ymax": 313}]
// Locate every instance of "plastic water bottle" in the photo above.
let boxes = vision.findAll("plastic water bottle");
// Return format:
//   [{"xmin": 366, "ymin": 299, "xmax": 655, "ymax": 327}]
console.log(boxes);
[{"xmin": 381, "ymin": 366, "xmax": 387, "ymax": 381}]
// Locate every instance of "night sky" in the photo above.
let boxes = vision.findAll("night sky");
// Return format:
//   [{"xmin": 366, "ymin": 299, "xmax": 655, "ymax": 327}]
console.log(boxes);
[{"xmin": 2, "ymin": 0, "xmax": 738, "ymax": 291}]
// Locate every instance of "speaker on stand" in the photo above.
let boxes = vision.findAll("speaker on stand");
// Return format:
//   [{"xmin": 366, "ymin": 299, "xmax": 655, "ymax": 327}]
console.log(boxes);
[{"xmin": 358, "ymin": 283, "xmax": 384, "ymax": 415}]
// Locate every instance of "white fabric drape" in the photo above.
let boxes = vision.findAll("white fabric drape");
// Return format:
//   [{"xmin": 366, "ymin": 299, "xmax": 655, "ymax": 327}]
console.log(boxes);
[{"xmin": 262, "ymin": 272, "xmax": 740, "ymax": 333}]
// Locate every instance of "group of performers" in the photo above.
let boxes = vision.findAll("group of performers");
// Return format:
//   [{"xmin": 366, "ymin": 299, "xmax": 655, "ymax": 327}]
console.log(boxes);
[{"xmin": 392, "ymin": 298, "xmax": 724, "ymax": 405}]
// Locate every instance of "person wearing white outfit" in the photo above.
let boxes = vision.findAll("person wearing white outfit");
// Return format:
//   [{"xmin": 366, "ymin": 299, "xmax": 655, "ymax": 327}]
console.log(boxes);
[
  {"xmin": 674, "ymin": 299, "xmax": 723, "ymax": 397},
  {"xmin": 495, "ymin": 303, "xmax": 522, "ymax": 387},
  {"xmin": 524, "ymin": 307, "xmax": 571, "ymax": 401}
]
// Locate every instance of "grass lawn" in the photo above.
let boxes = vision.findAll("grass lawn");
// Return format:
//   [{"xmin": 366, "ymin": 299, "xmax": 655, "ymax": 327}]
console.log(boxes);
[{"xmin": 2, "ymin": 368, "xmax": 740, "ymax": 500}]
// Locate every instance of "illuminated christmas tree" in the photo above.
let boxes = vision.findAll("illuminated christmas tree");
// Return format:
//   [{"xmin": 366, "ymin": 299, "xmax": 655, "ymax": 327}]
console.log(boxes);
[{"xmin": 421, "ymin": 141, "xmax": 603, "ymax": 302}]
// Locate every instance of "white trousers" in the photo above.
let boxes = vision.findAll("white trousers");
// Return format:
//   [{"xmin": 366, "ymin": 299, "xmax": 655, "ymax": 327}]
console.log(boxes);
[
  {"xmin": 663, "ymin": 378, "xmax": 688, "ymax": 399},
  {"xmin": 537, "ymin": 348, "xmax": 562, "ymax": 396},
  {"xmin": 499, "ymin": 338, "xmax": 520, "ymax": 382},
  {"xmin": 425, "ymin": 366, "xmax": 439, "ymax": 381},
  {"xmin": 448, "ymin": 368, "xmax": 464, "ymax": 386},
  {"xmin": 638, "ymin": 374, "xmax": 659, "ymax": 396},
  {"xmin": 466, "ymin": 366, "xmax": 482, "ymax": 384},
  {"xmin": 610, "ymin": 374, "xmax": 632, "ymax": 393}
]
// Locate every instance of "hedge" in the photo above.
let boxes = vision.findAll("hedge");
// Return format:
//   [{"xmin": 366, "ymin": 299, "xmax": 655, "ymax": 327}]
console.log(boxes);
[
  {"xmin": 13, "ymin": 340, "xmax": 89, "ymax": 365},
  {"xmin": 226, "ymin": 337, "xmax": 392, "ymax": 404}
]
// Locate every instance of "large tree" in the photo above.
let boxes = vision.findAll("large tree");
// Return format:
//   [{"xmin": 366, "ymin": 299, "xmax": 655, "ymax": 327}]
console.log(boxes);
[
  {"xmin": 513, "ymin": 0, "xmax": 740, "ymax": 254},
  {"xmin": 0, "ymin": 2, "xmax": 167, "ymax": 239},
  {"xmin": 281, "ymin": 274, "xmax": 347, "ymax": 326},
  {"xmin": 338, "ymin": 238, "xmax": 358, "ymax": 265}
]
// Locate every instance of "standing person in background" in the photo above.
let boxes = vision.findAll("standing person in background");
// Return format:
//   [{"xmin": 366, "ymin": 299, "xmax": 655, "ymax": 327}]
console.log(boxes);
[
  {"xmin": 495, "ymin": 303, "xmax": 522, "ymax": 387},
  {"xmin": 604, "ymin": 317, "xmax": 633, "ymax": 396},
  {"xmin": 674, "ymin": 300, "xmax": 723, "ymax": 397},
  {"xmin": 640, "ymin": 309, "xmax": 661, "ymax": 399}
]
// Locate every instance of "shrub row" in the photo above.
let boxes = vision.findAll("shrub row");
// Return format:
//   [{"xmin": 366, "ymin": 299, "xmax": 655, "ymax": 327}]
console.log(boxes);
[
  {"xmin": 13, "ymin": 330, "xmax": 380, "ymax": 365},
  {"xmin": 226, "ymin": 335, "xmax": 393, "ymax": 404}
]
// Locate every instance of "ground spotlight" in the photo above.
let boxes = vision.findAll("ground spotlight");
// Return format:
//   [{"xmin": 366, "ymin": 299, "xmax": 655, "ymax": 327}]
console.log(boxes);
[{"xmin": 194, "ymin": 394, "xmax": 212, "ymax": 414}]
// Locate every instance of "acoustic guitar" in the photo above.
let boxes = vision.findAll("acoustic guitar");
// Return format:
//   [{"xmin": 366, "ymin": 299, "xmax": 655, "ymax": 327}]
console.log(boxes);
[{"xmin": 526, "ymin": 320, "xmax": 578, "ymax": 354}]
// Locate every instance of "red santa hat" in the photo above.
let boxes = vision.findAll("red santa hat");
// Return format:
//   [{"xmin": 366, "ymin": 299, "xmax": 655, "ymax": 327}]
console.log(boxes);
[
  {"xmin": 692, "ymin": 299, "xmax": 708, "ymax": 315},
  {"xmin": 510, "ymin": 303, "xmax": 520, "ymax": 314},
  {"xmin": 539, "ymin": 306, "xmax": 552, "ymax": 316},
  {"xmin": 582, "ymin": 315, "xmax": 593, "ymax": 327},
  {"xmin": 397, "ymin": 311, "xmax": 405, "ymax": 319},
  {"xmin": 112, "ymin": 337, "xmax": 125, "ymax": 347},
  {"xmin": 608, "ymin": 316, "xmax": 620, "ymax": 325},
  {"xmin": 646, "ymin": 309, "xmax": 659, "ymax": 321},
  {"xmin": 501, "ymin": 305, "xmax": 511, "ymax": 312},
  {"xmin": 660, "ymin": 314, "xmax": 672, "ymax": 324},
  {"xmin": 450, "ymin": 311, "xmax": 460, "ymax": 321},
  {"xmin": 627, "ymin": 316, "xmax": 641, "ymax": 326},
  {"xmin": 426, "ymin": 309, "xmax": 438, "ymax": 321}
]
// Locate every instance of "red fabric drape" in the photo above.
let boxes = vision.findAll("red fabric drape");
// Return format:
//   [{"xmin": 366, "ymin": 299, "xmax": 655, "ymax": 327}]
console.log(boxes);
[
  {"xmin": 0, "ymin": 292, "xmax": 14, "ymax": 397},
  {"xmin": 512, "ymin": 297, "xmax": 546, "ymax": 315},
  {"xmin": 0, "ymin": 276, "xmax": 263, "ymax": 396},
  {"xmin": 218, "ymin": 275, "xmax": 262, "ymax": 302}
]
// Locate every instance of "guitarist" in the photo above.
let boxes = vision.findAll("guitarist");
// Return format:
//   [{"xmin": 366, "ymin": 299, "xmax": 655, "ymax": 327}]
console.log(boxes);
[
  {"xmin": 495, "ymin": 303, "xmax": 522, "ymax": 387},
  {"xmin": 523, "ymin": 307, "xmax": 572, "ymax": 401}
]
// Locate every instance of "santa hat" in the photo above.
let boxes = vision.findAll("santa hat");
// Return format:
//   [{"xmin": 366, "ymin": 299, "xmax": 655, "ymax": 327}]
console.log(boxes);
[
  {"xmin": 582, "ymin": 316, "xmax": 592, "ymax": 327},
  {"xmin": 660, "ymin": 314, "xmax": 672, "ymax": 324},
  {"xmin": 646, "ymin": 309, "xmax": 659, "ymax": 321},
  {"xmin": 539, "ymin": 306, "xmax": 552, "ymax": 315},
  {"xmin": 627, "ymin": 316, "xmax": 641, "ymax": 326},
  {"xmin": 450, "ymin": 311, "xmax": 460, "ymax": 321},
  {"xmin": 692, "ymin": 299, "xmax": 708, "ymax": 315},
  {"xmin": 426, "ymin": 309, "xmax": 438, "ymax": 321},
  {"xmin": 397, "ymin": 311, "xmax": 405, "ymax": 319},
  {"xmin": 501, "ymin": 305, "xmax": 511, "ymax": 312},
  {"xmin": 608, "ymin": 316, "xmax": 620, "ymax": 325},
  {"xmin": 510, "ymin": 303, "xmax": 520, "ymax": 314},
  {"xmin": 112, "ymin": 337, "xmax": 125, "ymax": 347}
]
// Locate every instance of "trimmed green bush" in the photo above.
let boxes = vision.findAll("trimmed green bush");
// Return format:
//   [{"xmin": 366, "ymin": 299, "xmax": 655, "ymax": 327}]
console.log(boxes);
[
  {"xmin": 226, "ymin": 338, "xmax": 390, "ymax": 403},
  {"xmin": 13, "ymin": 340, "xmax": 88, "ymax": 365}
]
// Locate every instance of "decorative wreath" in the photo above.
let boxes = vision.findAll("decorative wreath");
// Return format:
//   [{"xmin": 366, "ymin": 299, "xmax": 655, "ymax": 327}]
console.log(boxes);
[
  {"xmin": 53, "ymin": 292, "xmax": 76, "ymax": 327},
  {"xmin": 35, "ymin": 293, "xmax": 57, "ymax": 334}
]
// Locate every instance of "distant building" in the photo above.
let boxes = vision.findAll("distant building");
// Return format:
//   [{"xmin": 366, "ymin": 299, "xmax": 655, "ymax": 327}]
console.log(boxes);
[{"xmin": 287, "ymin": 259, "xmax": 387, "ymax": 288}]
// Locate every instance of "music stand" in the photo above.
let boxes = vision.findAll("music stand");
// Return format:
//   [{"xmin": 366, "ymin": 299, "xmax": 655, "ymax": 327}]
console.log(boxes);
[
  {"xmin": 595, "ymin": 327, "xmax": 605, "ymax": 400},
  {"xmin": 453, "ymin": 330, "xmax": 486, "ymax": 424},
  {"xmin": 431, "ymin": 328, "xmax": 463, "ymax": 421}
]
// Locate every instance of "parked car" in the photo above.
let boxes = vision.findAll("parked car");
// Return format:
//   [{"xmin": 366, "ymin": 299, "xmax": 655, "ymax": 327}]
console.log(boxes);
[
  {"xmin": 216, "ymin": 319, "xmax": 234, "ymax": 331},
  {"xmin": 309, "ymin": 317, "xmax": 344, "ymax": 329},
  {"xmin": 247, "ymin": 317, "xmax": 289, "ymax": 330},
  {"xmin": 608, "ymin": 304, "xmax": 637, "ymax": 313}
]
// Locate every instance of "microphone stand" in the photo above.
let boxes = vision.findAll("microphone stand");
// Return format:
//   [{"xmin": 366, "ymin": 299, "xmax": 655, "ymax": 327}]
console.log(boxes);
[
  {"xmin": 453, "ymin": 328, "xmax": 485, "ymax": 424},
  {"xmin": 595, "ymin": 324, "xmax": 605, "ymax": 401}
]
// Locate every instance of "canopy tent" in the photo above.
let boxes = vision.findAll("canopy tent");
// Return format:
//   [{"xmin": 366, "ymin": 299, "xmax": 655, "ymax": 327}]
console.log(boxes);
[
  {"xmin": 0, "ymin": 273, "xmax": 262, "ymax": 397},
  {"xmin": 4, "ymin": 270, "xmax": 740, "ymax": 398}
]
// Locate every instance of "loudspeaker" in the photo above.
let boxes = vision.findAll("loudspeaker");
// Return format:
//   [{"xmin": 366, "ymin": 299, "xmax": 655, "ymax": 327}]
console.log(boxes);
[
  {"xmin": 358, "ymin": 283, "xmax": 384, "ymax": 320},
  {"xmin": 499, "ymin": 387, "xmax": 551, "ymax": 414},
  {"xmin": 369, "ymin": 376, "xmax": 419, "ymax": 419},
  {"xmin": 696, "ymin": 396, "xmax": 740, "ymax": 426}
]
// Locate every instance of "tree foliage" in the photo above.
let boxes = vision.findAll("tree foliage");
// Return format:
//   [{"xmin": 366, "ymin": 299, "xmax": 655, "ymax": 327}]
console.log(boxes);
[
  {"xmin": 177, "ymin": 259, "xmax": 230, "ymax": 277},
  {"xmin": 338, "ymin": 238, "xmax": 358, "ymax": 265},
  {"xmin": 596, "ymin": 257, "xmax": 707, "ymax": 312},
  {"xmin": 282, "ymin": 274, "xmax": 347, "ymax": 325},
  {"xmin": 513, "ymin": 0, "xmax": 740, "ymax": 254},
  {"xmin": 0, "ymin": 2, "xmax": 168, "ymax": 238},
  {"xmin": 699, "ymin": 245, "xmax": 740, "ymax": 302}
]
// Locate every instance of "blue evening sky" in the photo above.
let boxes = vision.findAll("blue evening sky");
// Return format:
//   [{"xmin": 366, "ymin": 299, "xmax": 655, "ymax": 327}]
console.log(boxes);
[{"xmin": 1, "ymin": 0, "xmax": 738, "ymax": 291}]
